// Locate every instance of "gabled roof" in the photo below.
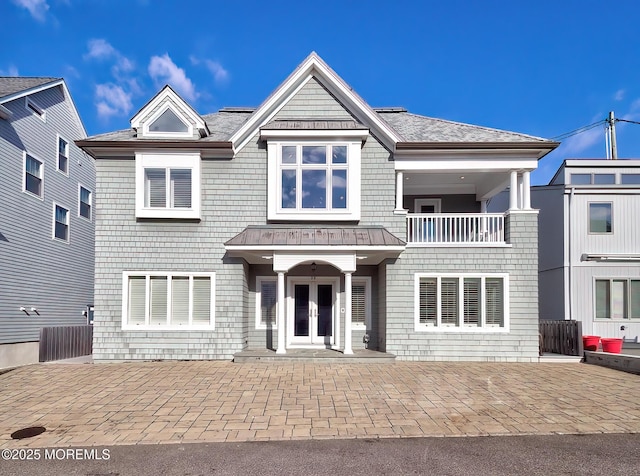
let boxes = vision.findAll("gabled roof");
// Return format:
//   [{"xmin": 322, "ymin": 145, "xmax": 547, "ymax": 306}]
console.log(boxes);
[
  {"xmin": 230, "ymin": 52, "xmax": 403, "ymax": 152},
  {"xmin": 0, "ymin": 77, "xmax": 59, "ymax": 100},
  {"xmin": 0, "ymin": 76, "xmax": 87, "ymax": 138}
]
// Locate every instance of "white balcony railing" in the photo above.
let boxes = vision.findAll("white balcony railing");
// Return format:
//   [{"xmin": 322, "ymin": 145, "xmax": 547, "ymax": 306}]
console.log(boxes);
[{"xmin": 406, "ymin": 213, "xmax": 505, "ymax": 245}]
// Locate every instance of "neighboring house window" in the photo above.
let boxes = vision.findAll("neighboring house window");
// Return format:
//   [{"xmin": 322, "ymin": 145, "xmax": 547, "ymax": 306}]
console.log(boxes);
[
  {"xmin": 589, "ymin": 203, "xmax": 612, "ymax": 233},
  {"xmin": 570, "ymin": 174, "xmax": 591, "ymax": 185},
  {"xmin": 24, "ymin": 153, "xmax": 43, "ymax": 198},
  {"xmin": 25, "ymin": 97, "xmax": 45, "ymax": 121},
  {"xmin": 415, "ymin": 274, "xmax": 509, "ymax": 331},
  {"xmin": 53, "ymin": 204, "xmax": 69, "ymax": 242},
  {"xmin": 267, "ymin": 141, "xmax": 361, "ymax": 221},
  {"xmin": 57, "ymin": 135, "xmax": 69, "ymax": 175},
  {"xmin": 352, "ymin": 277, "xmax": 371, "ymax": 328},
  {"xmin": 595, "ymin": 279, "xmax": 640, "ymax": 319},
  {"xmin": 123, "ymin": 272, "xmax": 215, "ymax": 329},
  {"xmin": 621, "ymin": 174, "xmax": 640, "ymax": 184},
  {"xmin": 256, "ymin": 277, "xmax": 277, "ymax": 329},
  {"xmin": 135, "ymin": 153, "xmax": 201, "ymax": 219},
  {"xmin": 571, "ymin": 173, "xmax": 616, "ymax": 185},
  {"xmin": 79, "ymin": 186, "xmax": 92, "ymax": 220}
]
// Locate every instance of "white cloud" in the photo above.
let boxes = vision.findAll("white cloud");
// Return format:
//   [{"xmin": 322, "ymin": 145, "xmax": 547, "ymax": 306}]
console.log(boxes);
[
  {"xmin": 190, "ymin": 55, "xmax": 229, "ymax": 85},
  {"xmin": 12, "ymin": 0, "xmax": 49, "ymax": 22},
  {"xmin": 95, "ymin": 83, "xmax": 133, "ymax": 119},
  {"xmin": 84, "ymin": 39, "xmax": 117, "ymax": 61},
  {"xmin": 148, "ymin": 54, "xmax": 197, "ymax": 101},
  {"xmin": 614, "ymin": 89, "xmax": 625, "ymax": 101},
  {"xmin": 558, "ymin": 125, "xmax": 607, "ymax": 158},
  {"xmin": 0, "ymin": 65, "xmax": 20, "ymax": 76}
]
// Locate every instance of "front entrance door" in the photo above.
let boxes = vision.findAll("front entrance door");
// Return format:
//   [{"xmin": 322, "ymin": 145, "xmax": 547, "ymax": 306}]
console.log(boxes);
[{"xmin": 288, "ymin": 279, "xmax": 337, "ymax": 347}]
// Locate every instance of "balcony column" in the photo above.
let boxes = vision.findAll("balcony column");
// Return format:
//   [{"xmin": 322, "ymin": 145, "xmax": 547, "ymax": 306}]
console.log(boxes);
[
  {"xmin": 517, "ymin": 173, "xmax": 524, "ymax": 209},
  {"xmin": 522, "ymin": 171, "xmax": 531, "ymax": 209},
  {"xmin": 480, "ymin": 200, "xmax": 487, "ymax": 213},
  {"xmin": 343, "ymin": 271, "xmax": 353, "ymax": 355},
  {"xmin": 395, "ymin": 171, "xmax": 404, "ymax": 212},
  {"xmin": 509, "ymin": 171, "xmax": 519, "ymax": 210},
  {"xmin": 276, "ymin": 271, "xmax": 286, "ymax": 354}
]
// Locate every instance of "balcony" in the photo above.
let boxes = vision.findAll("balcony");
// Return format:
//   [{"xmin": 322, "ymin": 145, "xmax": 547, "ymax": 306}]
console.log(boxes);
[{"xmin": 406, "ymin": 213, "xmax": 505, "ymax": 245}]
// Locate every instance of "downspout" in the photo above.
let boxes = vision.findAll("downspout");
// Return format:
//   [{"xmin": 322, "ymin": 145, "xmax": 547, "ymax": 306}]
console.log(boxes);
[{"xmin": 568, "ymin": 187, "xmax": 575, "ymax": 322}]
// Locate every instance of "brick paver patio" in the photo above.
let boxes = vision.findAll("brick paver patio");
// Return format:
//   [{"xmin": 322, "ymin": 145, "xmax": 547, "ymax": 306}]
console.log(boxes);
[{"xmin": 0, "ymin": 361, "xmax": 638, "ymax": 448}]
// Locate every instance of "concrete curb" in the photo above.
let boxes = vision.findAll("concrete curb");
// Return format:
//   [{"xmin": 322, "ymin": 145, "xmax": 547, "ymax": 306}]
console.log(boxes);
[{"xmin": 583, "ymin": 351, "xmax": 640, "ymax": 375}]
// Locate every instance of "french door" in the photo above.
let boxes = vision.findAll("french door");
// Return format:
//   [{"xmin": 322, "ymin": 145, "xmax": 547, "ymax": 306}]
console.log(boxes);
[{"xmin": 288, "ymin": 278, "xmax": 337, "ymax": 346}]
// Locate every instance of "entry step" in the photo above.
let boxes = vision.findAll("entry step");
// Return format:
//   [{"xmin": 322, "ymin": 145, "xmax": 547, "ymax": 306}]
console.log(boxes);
[{"xmin": 233, "ymin": 348, "xmax": 396, "ymax": 363}]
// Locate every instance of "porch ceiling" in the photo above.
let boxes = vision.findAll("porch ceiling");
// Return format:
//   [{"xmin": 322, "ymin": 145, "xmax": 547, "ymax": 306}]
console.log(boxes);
[{"xmin": 404, "ymin": 171, "xmax": 510, "ymax": 200}]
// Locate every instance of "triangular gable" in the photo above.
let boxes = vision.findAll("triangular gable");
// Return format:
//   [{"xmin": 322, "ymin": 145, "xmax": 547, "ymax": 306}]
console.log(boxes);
[
  {"xmin": 130, "ymin": 85, "xmax": 208, "ymax": 138},
  {"xmin": 230, "ymin": 52, "xmax": 402, "ymax": 152}
]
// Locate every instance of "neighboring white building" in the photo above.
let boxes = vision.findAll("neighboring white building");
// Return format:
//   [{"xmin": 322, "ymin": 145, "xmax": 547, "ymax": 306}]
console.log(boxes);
[
  {"xmin": 0, "ymin": 78, "xmax": 95, "ymax": 368},
  {"xmin": 492, "ymin": 159, "xmax": 640, "ymax": 341}
]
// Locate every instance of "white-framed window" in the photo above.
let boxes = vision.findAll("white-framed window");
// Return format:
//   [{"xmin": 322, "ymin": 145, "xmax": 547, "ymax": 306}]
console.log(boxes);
[
  {"xmin": 25, "ymin": 97, "xmax": 45, "ymax": 121},
  {"xmin": 414, "ymin": 198, "xmax": 441, "ymax": 213},
  {"xmin": 143, "ymin": 103, "xmax": 193, "ymax": 138},
  {"xmin": 595, "ymin": 278, "xmax": 640, "ymax": 320},
  {"xmin": 414, "ymin": 273, "xmax": 509, "ymax": 332},
  {"xmin": 122, "ymin": 272, "xmax": 215, "ymax": 329},
  {"xmin": 57, "ymin": 135, "xmax": 69, "ymax": 175},
  {"xmin": 255, "ymin": 277, "xmax": 277, "ymax": 329},
  {"xmin": 267, "ymin": 141, "xmax": 361, "ymax": 221},
  {"xmin": 589, "ymin": 202, "xmax": 612, "ymax": 234},
  {"xmin": 23, "ymin": 152, "xmax": 44, "ymax": 199},
  {"xmin": 351, "ymin": 277, "xmax": 371, "ymax": 329},
  {"xmin": 53, "ymin": 203, "xmax": 69, "ymax": 242},
  {"xmin": 571, "ymin": 173, "xmax": 616, "ymax": 185},
  {"xmin": 79, "ymin": 185, "xmax": 92, "ymax": 220},
  {"xmin": 135, "ymin": 152, "xmax": 201, "ymax": 219}
]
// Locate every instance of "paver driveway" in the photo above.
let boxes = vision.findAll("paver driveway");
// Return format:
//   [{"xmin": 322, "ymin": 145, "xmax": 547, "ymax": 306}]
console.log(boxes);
[{"xmin": 0, "ymin": 361, "xmax": 638, "ymax": 448}]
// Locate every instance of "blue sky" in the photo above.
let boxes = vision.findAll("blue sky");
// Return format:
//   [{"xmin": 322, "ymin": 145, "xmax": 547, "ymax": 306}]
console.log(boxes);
[{"xmin": 3, "ymin": 0, "xmax": 640, "ymax": 184}]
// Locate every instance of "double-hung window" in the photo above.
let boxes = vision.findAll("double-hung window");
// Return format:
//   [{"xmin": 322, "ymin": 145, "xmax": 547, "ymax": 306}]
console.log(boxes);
[
  {"xmin": 123, "ymin": 272, "xmax": 215, "ymax": 329},
  {"xmin": 266, "ymin": 141, "xmax": 362, "ymax": 221},
  {"xmin": 57, "ymin": 135, "xmax": 69, "ymax": 175},
  {"xmin": 24, "ymin": 153, "xmax": 43, "ymax": 198},
  {"xmin": 135, "ymin": 153, "xmax": 201, "ymax": 219},
  {"xmin": 595, "ymin": 278, "xmax": 640, "ymax": 319},
  {"xmin": 415, "ymin": 274, "xmax": 509, "ymax": 331},
  {"xmin": 79, "ymin": 186, "xmax": 92, "ymax": 220},
  {"xmin": 53, "ymin": 204, "xmax": 69, "ymax": 242}
]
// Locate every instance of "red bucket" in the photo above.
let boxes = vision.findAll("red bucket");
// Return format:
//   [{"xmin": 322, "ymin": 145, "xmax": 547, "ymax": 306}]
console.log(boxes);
[
  {"xmin": 582, "ymin": 335, "xmax": 600, "ymax": 351},
  {"xmin": 601, "ymin": 338, "xmax": 623, "ymax": 354}
]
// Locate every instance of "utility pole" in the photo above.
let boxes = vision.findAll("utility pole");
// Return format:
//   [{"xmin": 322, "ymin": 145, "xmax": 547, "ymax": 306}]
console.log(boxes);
[{"xmin": 608, "ymin": 111, "xmax": 618, "ymax": 159}]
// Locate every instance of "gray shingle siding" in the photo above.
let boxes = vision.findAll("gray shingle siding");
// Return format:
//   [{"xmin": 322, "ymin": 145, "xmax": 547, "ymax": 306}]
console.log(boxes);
[{"xmin": 0, "ymin": 85, "xmax": 94, "ymax": 346}]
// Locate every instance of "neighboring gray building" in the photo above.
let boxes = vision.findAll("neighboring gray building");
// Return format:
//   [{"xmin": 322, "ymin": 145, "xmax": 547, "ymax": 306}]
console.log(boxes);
[
  {"xmin": 78, "ymin": 53, "xmax": 557, "ymax": 362},
  {"xmin": 0, "ymin": 77, "xmax": 95, "ymax": 368},
  {"xmin": 530, "ymin": 159, "xmax": 640, "ymax": 341}
]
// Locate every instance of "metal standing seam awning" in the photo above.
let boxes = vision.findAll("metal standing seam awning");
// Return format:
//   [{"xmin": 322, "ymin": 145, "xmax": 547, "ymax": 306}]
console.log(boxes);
[{"xmin": 224, "ymin": 226, "xmax": 406, "ymax": 266}]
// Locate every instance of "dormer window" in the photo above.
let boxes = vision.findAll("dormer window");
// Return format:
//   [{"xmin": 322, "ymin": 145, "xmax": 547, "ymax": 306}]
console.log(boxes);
[
  {"xmin": 141, "ymin": 104, "xmax": 193, "ymax": 138},
  {"xmin": 149, "ymin": 107, "xmax": 189, "ymax": 134}
]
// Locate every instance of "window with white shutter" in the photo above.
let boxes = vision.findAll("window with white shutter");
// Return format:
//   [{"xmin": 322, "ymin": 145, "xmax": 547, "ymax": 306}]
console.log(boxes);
[
  {"xmin": 351, "ymin": 278, "xmax": 371, "ymax": 328},
  {"xmin": 416, "ymin": 274, "xmax": 508, "ymax": 331},
  {"xmin": 136, "ymin": 153, "xmax": 201, "ymax": 219},
  {"xmin": 256, "ymin": 278, "xmax": 277, "ymax": 328},
  {"xmin": 123, "ymin": 273, "xmax": 214, "ymax": 329}
]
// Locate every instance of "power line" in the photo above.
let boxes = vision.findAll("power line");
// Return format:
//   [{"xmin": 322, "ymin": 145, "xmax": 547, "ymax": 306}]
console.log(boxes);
[
  {"xmin": 551, "ymin": 120, "xmax": 607, "ymax": 141},
  {"xmin": 616, "ymin": 118, "xmax": 640, "ymax": 126}
]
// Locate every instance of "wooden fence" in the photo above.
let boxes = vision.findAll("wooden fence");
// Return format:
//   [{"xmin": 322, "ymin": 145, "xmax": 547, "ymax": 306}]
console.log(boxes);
[
  {"xmin": 39, "ymin": 325, "xmax": 93, "ymax": 362},
  {"xmin": 539, "ymin": 320, "xmax": 583, "ymax": 356}
]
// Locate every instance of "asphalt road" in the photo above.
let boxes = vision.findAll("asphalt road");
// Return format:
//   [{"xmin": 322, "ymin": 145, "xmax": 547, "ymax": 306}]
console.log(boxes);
[{"xmin": 2, "ymin": 433, "xmax": 639, "ymax": 476}]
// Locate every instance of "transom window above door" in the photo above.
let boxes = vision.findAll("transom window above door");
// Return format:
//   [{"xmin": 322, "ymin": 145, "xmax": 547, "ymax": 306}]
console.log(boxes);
[{"xmin": 267, "ymin": 141, "xmax": 362, "ymax": 221}]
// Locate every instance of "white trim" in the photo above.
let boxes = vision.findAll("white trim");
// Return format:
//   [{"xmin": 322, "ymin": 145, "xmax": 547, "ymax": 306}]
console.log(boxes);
[
  {"xmin": 78, "ymin": 183, "xmax": 92, "ymax": 221},
  {"xmin": 56, "ymin": 134, "xmax": 70, "ymax": 176},
  {"xmin": 267, "ymin": 140, "xmax": 361, "ymax": 221},
  {"xmin": 414, "ymin": 273, "xmax": 510, "ymax": 333},
  {"xmin": 22, "ymin": 151, "xmax": 44, "ymax": 200},
  {"xmin": 229, "ymin": 245, "xmax": 406, "ymax": 253},
  {"xmin": 273, "ymin": 252, "xmax": 357, "ymax": 273},
  {"xmin": 260, "ymin": 129, "xmax": 370, "ymax": 140},
  {"xmin": 395, "ymin": 158, "xmax": 540, "ymax": 171},
  {"xmin": 135, "ymin": 152, "xmax": 201, "ymax": 219},
  {"xmin": 52, "ymin": 202, "xmax": 70, "ymax": 243},
  {"xmin": 351, "ymin": 276, "xmax": 371, "ymax": 329},
  {"xmin": 25, "ymin": 97, "xmax": 45, "ymax": 122},
  {"xmin": 121, "ymin": 271, "xmax": 216, "ymax": 330},
  {"xmin": 230, "ymin": 52, "xmax": 401, "ymax": 153},
  {"xmin": 141, "ymin": 102, "xmax": 194, "ymax": 139},
  {"xmin": 255, "ymin": 276, "xmax": 278, "ymax": 330},
  {"xmin": 414, "ymin": 198, "xmax": 441, "ymax": 213}
]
